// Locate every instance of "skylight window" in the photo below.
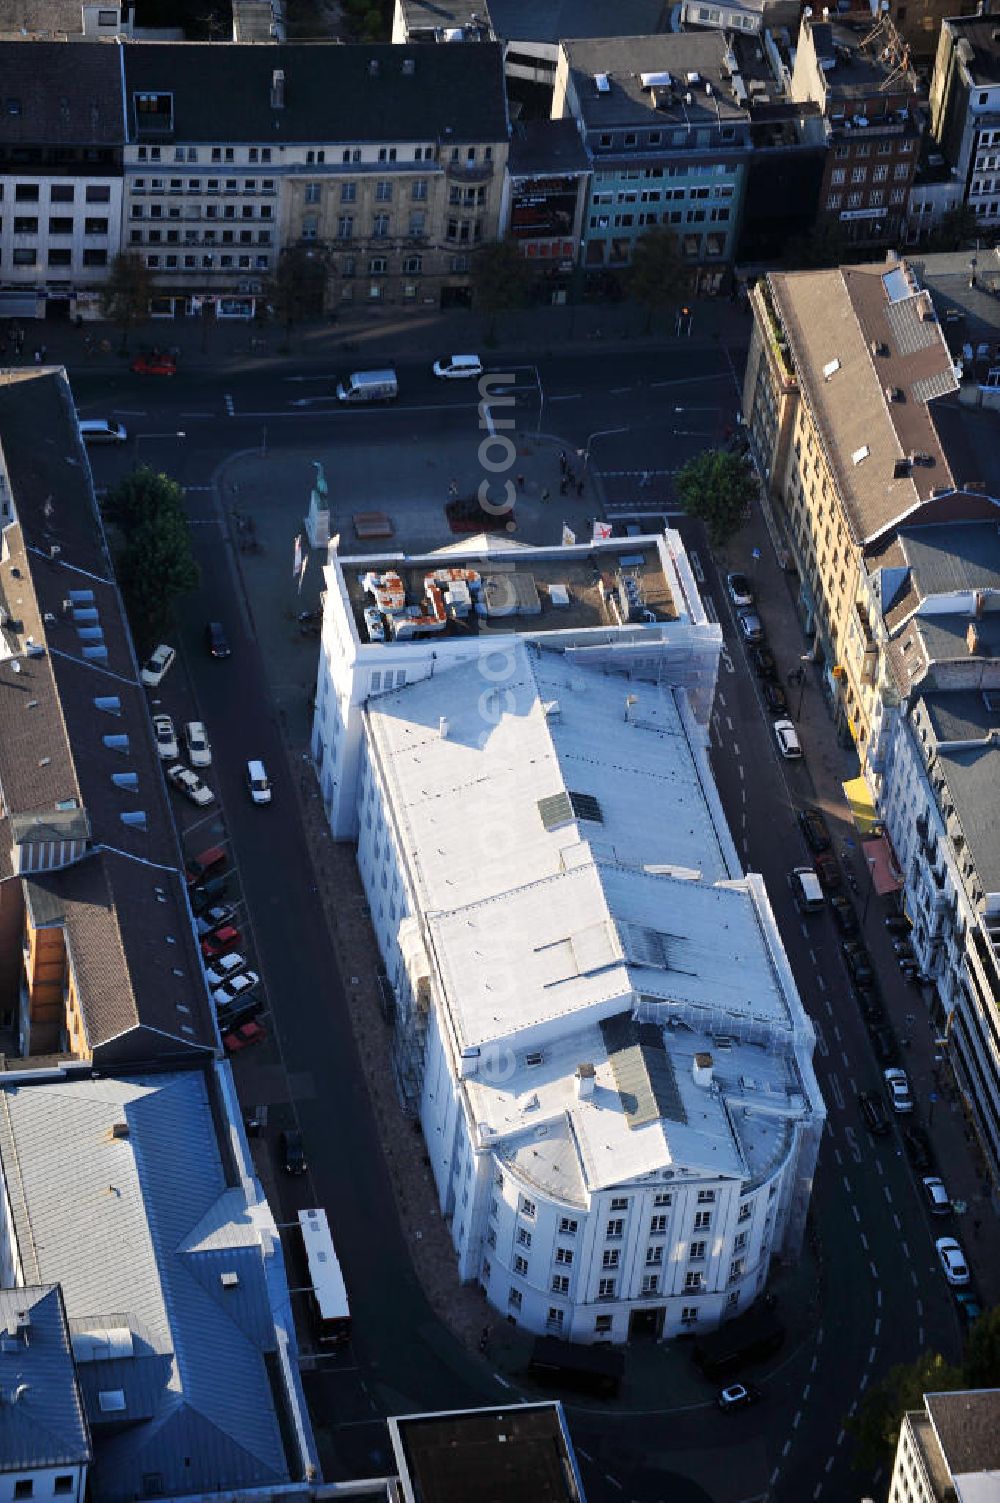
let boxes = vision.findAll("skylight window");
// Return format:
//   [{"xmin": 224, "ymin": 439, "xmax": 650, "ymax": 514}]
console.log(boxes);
[{"xmin": 852, "ymin": 445, "xmax": 870, "ymax": 465}]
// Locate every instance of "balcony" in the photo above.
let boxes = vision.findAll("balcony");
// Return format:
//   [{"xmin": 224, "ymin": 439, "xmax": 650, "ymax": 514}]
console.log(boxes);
[{"xmin": 445, "ymin": 159, "xmax": 494, "ymax": 184}]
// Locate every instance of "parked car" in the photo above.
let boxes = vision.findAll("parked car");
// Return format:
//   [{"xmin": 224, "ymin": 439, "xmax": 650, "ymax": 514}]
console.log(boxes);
[
  {"xmin": 152, "ymin": 712, "xmax": 178, "ymax": 760},
  {"xmin": 205, "ymin": 952, "xmax": 251, "ymax": 989},
  {"xmin": 726, "ymin": 572, "xmax": 754, "ymax": 608},
  {"xmin": 844, "ymin": 945, "xmax": 875, "ymax": 986},
  {"xmin": 903, "ymin": 1124, "xmax": 934, "ymax": 1172},
  {"xmin": 183, "ymin": 720, "xmax": 211, "ymax": 768},
  {"xmin": 717, "ymin": 1382, "xmax": 760, "ymax": 1412},
  {"xmin": 185, "ymin": 845, "xmax": 226, "ymax": 887},
  {"xmin": 737, "ymin": 610, "xmax": 764, "ymax": 644},
  {"xmin": 884, "ymin": 1066, "xmax": 914, "ymax": 1114},
  {"xmin": 955, "ymin": 1291, "xmax": 983, "ymax": 1329},
  {"xmin": 194, "ymin": 902, "xmax": 237, "ymax": 936},
  {"xmin": 363, "ymin": 606, "xmax": 385, "ymax": 642},
  {"xmin": 432, "ymin": 353, "xmax": 483, "ymax": 379},
  {"xmin": 751, "ymin": 645, "xmax": 777, "ymax": 680},
  {"xmin": 205, "ymin": 620, "xmax": 231, "ymax": 659},
  {"xmin": 885, "ymin": 915, "xmax": 912, "ymax": 936},
  {"xmin": 215, "ymin": 993, "xmax": 263, "ymax": 1031},
  {"xmin": 280, "ymin": 1128, "xmax": 307, "ymax": 1175},
  {"xmin": 246, "ymin": 758, "xmax": 272, "ymax": 805},
  {"xmin": 762, "ymin": 681, "xmax": 788, "ymax": 716},
  {"xmin": 79, "ymin": 417, "xmax": 127, "ymax": 445},
  {"xmin": 200, "ymin": 925, "xmax": 242, "ymax": 961},
  {"xmin": 773, "ymin": 719, "xmax": 802, "ymax": 759},
  {"xmin": 190, "ymin": 879, "xmax": 230, "ymax": 915},
  {"xmin": 131, "ymin": 352, "xmax": 177, "ymax": 376},
  {"xmin": 831, "ymin": 895, "xmax": 859, "ymax": 934},
  {"xmin": 166, "ymin": 763, "xmax": 213, "ymax": 807},
  {"xmin": 798, "ymin": 806, "xmax": 832, "ymax": 853},
  {"xmin": 922, "ymin": 1176, "xmax": 952, "ymax": 1217},
  {"xmin": 140, "ymin": 643, "xmax": 176, "ymax": 687},
  {"xmin": 223, "ymin": 1019, "xmax": 266, "ymax": 1055},
  {"xmin": 869, "ymin": 1026, "xmax": 898, "ymax": 1066},
  {"xmin": 815, "ymin": 853, "xmax": 841, "ymax": 891},
  {"xmin": 936, "ymin": 1237, "xmax": 970, "ymax": 1287},
  {"xmin": 857, "ymin": 1090, "xmax": 890, "ymax": 1136},
  {"xmin": 211, "ymin": 970, "xmax": 259, "ymax": 1009},
  {"xmin": 855, "ymin": 987, "xmax": 885, "ymax": 1025}
]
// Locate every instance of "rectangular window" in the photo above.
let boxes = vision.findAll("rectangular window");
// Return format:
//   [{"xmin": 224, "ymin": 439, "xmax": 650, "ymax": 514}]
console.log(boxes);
[
  {"xmin": 412, "ymin": 178, "xmax": 428, "ymax": 201},
  {"xmin": 697, "ymin": 1191, "xmax": 716, "ymax": 1204},
  {"xmin": 50, "ymin": 184, "xmax": 74, "ymax": 202},
  {"xmin": 508, "ymin": 1288, "xmax": 522, "ymax": 1310},
  {"xmin": 610, "ymin": 1197, "xmax": 629, "ymax": 1211},
  {"xmin": 340, "ymin": 182, "xmax": 357, "ymax": 203},
  {"xmin": 47, "ymin": 248, "xmax": 71, "ymax": 266},
  {"xmin": 513, "ymin": 1255, "xmax": 528, "ymax": 1276},
  {"xmin": 653, "ymin": 1193, "xmax": 672, "ymax": 1207},
  {"xmin": 738, "ymin": 1201, "xmax": 753, "ymax": 1223},
  {"xmin": 595, "ymin": 1314, "xmax": 613, "ymax": 1333},
  {"xmin": 681, "ymin": 1304, "xmax": 700, "ymax": 1322},
  {"xmin": 559, "ymin": 1217, "xmax": 578, "ymax": 1236},
  {"xmin": 12, "ymin": 248, "xmax": 36, "ymax": 264},
  {"xmin": 551, "ymin": 1274, "xmax": 570, "ymax": 1294},
  {"xmin": 602, "ymin": 1249, "xmax": 620, "ymax": 1269},
  {"xmin": 14, "ymin": 1484, "xmax": 33, "ymax": 1500},
  {"xmin": 650, "ymin": 1215, "xmax": 667, "ymax": 1234},
  {"xmin": 373, "ymin": 214, "xmax": 390, "ymax": 237},
  {"xmin": 14, "ymin": 184, "xmax": 38, "ymax": 202},
  {"xmin": 520, "ymin": 1197, "xmax": 536, "ymax": 1218},
  {"xmin": 684, "ymin": 1272, "xmax": 703, "ymax": 1292},
  {"xmin": 516, "ymin": 1227, "xmax": 532, "ymax": 1247},
  {"xmin": 555, "ymin": 1246, "xmax": 573, "ymax": 1265},
  {"xmin": 645, "ymin": 1244, "xmax": 663, "ymax": 1265},
  {"xmin": 689, "ymin": 1241, "xmax": 706, "ymax": 1261},
  {"xmin": 641, "ymin": 1274, "xmax": 660, "ymax": 1295},
  {"xmin": 694, "ymin": 1211, "xmax": 711, "ymax": 1231},
  {"xmin": 337, "ymin": 215, "xmax": 353, "ymax": 240},
  {"xmin": 13, "ymin": 216, "xmax": 37, "ymax": 233},
  {"xmin": 85, "ymin": 217, "xmax": 108, "ymax": 234},
  {"xmin": 606, "ymin": 1219, "xmax": 624, "ymax": 1239},
  {"xmin": 375, "ymin": 180, "xmax": 393, "ymax": 201},
  {"xmin": 305, "ymin": 182, "xmax": 321, "ymax": 204},
  {"xmin": 598, "ymin": 1277, "xmax": 616, "ymax": 1299},
  {"xmin": 54, "ymin": 1482, "xmax": 74, "ymax": 1498},
  {"xmin": 86, "ymin": 184, "xmax": 110, "ymax": 202}
]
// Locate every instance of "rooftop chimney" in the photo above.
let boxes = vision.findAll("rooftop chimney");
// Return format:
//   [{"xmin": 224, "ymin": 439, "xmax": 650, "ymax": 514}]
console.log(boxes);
[
  {"xmin": 693, "ymin": 1052, "xmax": 714, "ymax": 1088},
  {"xmin": 270, "ymin": 68, "xmax": 285, "ymax": 109},
  {"xmin": 576, "ymin": 1062, "xmax": 595, "ymax": 1099}
]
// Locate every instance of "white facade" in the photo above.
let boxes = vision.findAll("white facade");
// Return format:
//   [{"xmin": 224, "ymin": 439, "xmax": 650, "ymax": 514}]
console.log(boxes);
[
  {"xmin": 0, "ymin": 174, "xmax": 121, "ymax": 297},
  {"xmin": 312, "ymin": 532, "xmax": 723, "ymax": 840},
  {"xmin": 348, "ymin": 551, "xmax": 825, "ymax": 1342},
  {"xmin": 889, "ymin": 1389, "xmax": 1000, "ymax": 1503}
]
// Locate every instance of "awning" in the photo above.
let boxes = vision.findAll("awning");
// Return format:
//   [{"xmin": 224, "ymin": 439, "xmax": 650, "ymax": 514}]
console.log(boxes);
[
  {"xmin": 862, "ymin": 835, "xmax": 904, "ymax": 894},
  {"xmin": 843, "ymin": 776, "xmax": 879, "ymax": 835},
  {"xmin": 0, "ymin": 292, "xmax": 42, "ymax": 319}
]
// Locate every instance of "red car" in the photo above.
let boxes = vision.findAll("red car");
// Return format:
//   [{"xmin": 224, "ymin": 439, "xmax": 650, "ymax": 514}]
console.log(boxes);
[
  {"xmin": 201, "ymin": 925, "xmax": 242, "ymax": 961},
  {"xmin": 131, "ymin": 352, "xmax": 177, "ymax": 377},
  {"xmin": 224, "ymin": 1019, "xmax": 266, "ymax": 1054},
  {"xmin": 186, "ymin": 845, "xmax": 227, "ymax": 887},
  {"xmin": 815, "ymin": 852, "xmax": 841, "ymax": 891}
]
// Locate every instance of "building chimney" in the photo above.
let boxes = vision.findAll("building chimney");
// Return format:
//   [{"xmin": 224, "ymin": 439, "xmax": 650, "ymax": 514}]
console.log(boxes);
[
  {"xmin": 438, "ymin": 716, "xmax": 449, "ymax": 739},
  {"xmin": 270, "ymin": 69, "xmax": 285, "ymax": 109},
  {"xmin": 974, "ymin": 589, "xmax": 986, "ymax": 617},
  {"xmin": 692, "ymin": 1052, "xmax": 714, "ymax": 1088},
  {"xmin": 576, "ymin": 1062, "xmax": 595, "ymax": 1099},
  {"xmin": 110, "ymin": 1121, "xmax": 130, "ymax": 1139}
]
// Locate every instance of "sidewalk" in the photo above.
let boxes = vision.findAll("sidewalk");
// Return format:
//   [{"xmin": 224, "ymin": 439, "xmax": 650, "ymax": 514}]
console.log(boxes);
[{"xmin": 8, "ymin": 291, "xmax": 753, "ymax": 378}]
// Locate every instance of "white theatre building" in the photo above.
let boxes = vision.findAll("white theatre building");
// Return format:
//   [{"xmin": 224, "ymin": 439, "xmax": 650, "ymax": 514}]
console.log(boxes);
[{"xmin": 311, "ymin": 533, "xmax": 825, "ymax": 1341}]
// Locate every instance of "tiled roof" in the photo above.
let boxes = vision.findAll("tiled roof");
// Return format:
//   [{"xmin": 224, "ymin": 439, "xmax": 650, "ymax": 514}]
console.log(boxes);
[
  {"xmin": 123, "ymin": 41, "xmax": 508, "ymax": 144},
  {"xmin": 0, "ymin": 41, "xmax": 123, "ymax": 145},
  {"xmin": 0, "ymin": 1284, "xmax": 90, "ymax": 1473},
  {"xmin": 768, "ymin": 262, "xmax": 959, "ymax": 545},
  {"xmin": 0, "ymin": 1071, "xmax": 291, "ymax": 1502},
  {"xmin": 925, "ymin": 1388, "xmax": 1000, "ymax": 1476},
  {"xmin": 0, "ymin": 369, "xmax": 215, "ymax": 1062}
]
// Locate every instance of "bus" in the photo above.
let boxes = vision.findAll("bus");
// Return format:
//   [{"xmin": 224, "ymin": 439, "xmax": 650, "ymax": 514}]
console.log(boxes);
[{"xmin": 298, "ymin": 1208, "xmax": 351, "ymax": 1346}]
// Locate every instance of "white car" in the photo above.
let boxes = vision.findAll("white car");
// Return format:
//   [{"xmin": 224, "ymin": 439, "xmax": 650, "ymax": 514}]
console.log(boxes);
[
  {"xmin": 152, "ymin": 713, "xmax": 178, "ymax": 761},
  {"xmin": 183, "ymin": 720, "xmax": 211, "ymax": 768},
  {"xmin": 773, "ymin": 719, "xmax": 802, "ymax": 760},
  {"xmin": 204, "ymin": 952, "xmax": 250, "ymax": 989},
  {"xmin": 166, "ymin": 763, "xmax": 214, "ymax": 807},
  {"xmin": 432, "ymin": 354, "xmax": 483, "ymax": 380},
  {"xmin": 79, "ymin": 417, "xmax": 127, "ymax": 445},
  {"xmin": 922, "ymin": 1176, "xmax": 952, "ymax": 1217},
  {"xmin": 246, "ymin": 759, "xmax": 272, "ymax": 805},
  {"xmin": 363, "ymin": 607, "xmax": 385, "ymax": 642},
  {"xmin": 140, "ymin": 643, "xmax": 176, "ymax": 687},
  {"xmin": 211, "ymin": 970, "xmax": 259, "ymax": 1009},
  {"xmin": 884, "ymin": 1066, "xmax": 914, "ymax": 1114},
  {"xmin": 936, "ymin": 1237, "xmax": 970, "ymax": 1286}
]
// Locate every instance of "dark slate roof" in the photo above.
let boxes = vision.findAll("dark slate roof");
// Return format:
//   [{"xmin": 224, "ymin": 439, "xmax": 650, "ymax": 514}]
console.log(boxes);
[
  {"xmin": 0, "ymin": 1285, "xmax": 91, "ymax": 1473},
  {"xmin": 509, "ymin": 119, "xmax": 589, "ymax": 177},
  {"xmin": 925, "ymin": 1388, "xmax": 1000, "ymax": 1475},
  {"xmin": 488, "ymin": 0, "xmax": 670, "ymax": 43},
  {"xmin": 564, "ymin": 32, "xmax": 748, "ymax": 129},
  {"xmin": 918, "ymin": 691, "xmax": 1000, "ymax": 893},
  {"xmin": 0, "ymin": 40, "xmax": 124, "ymax": 145},
  {"xmin": 0, "ymin": 370, "xmax": 215, "ymax": 1061},
  {"xmin": 123, "ymin": 40, "xmax": 508, "ymax": 144}
]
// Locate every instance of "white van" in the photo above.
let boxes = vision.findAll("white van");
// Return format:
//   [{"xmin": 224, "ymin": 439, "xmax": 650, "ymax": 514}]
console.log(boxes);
[
  {"xmin": 432, "ymin": 354, "xmax": 483, "ymax": 380},
  {"xmin": 246, "ymin": 759, "xmax": 272, "ymax": 805},
  {"xmin": 791, "ymin": 866, "xmax": 825, "ymax": 914},
  {"xmin": 336, "ymin": 369, "xmax": 398, "ymax": 403},
  {"xmin": 79, "ymin": 417, "xmax": 127, "ymax": 444}
]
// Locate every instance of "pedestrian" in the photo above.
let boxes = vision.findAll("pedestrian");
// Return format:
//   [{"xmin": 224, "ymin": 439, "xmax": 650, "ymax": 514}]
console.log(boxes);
[
  {"xmin": 33, "ymin": 348, "xmax": 41, "ymax": 364},
  {"xmin": 541, "ymin": 487, "xmax": 550, "ymax": 503},
  {"xmin": 515, "ymin": 473, "xmax": 525, "ymax": 491},
  {"xmin": 558, "ymin": 450, "xmax": 567, "ymax": 473},
  {"xmin": 559, "ymin": 476, "xmax": 568, "ymax": 496},
  {"xmin": 577, "ymin": 478, "xmax": 584, "ymax": 498}
]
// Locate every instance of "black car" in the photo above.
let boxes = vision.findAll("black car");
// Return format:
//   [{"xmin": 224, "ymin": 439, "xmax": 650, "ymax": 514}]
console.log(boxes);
[
  {"xmin": 870, "ymin": 1026, "xmax": 898, "ymax": 1066},
  {"xmin": 855, "ymin": 986, "xmax": 885, "ymax": 1024},
  {"xmin": 858, "ymin": 1091, "xmax": 890, "ymax": 1135},
  {"xmin": 831, "ymin": 895, "xmax": 859, "ymax": 935},
  {"xmin": 762, "ymin": 681, "xmax": 789, "ymax": 716},
  {"xmin": 903, "ymin": 1124, "xmax": 934, "ymax": 1171},
  {"xmin": 843, "ymin": 942, "xmax": 875, "ymax": 985},
  {"xmin": 750, "ymin": 645, "xmax": 778, "ymax": 680},
  {"xmin": 216, "ymin": 993, "xmax": 264, "ymax": 1031},
  {"xmin": 279, "ymin": 1128, "xmax": 307, "ymax": 1176},
  {"xmin": 885, "ymin": 915, "xmax": 912, "ymax": 936},
  {"xmin": 206, "ymin": 620, "xmax": 232, "ymax": 659},
  {"xmin": 798, "ymin": 806, "xmax": 832, "ymax": 853}
]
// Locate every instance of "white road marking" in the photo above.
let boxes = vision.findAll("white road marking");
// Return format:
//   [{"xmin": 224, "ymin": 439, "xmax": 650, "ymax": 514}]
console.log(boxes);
[
  {"xmin": 549, "ymin": 392, "xmax": 582, "ymax": 402},
  {"xmin": 824, "ymin": 997, "xmax": 833, "ymax": 1016},
  {"xmin": 860, "ymin": 1374, "xmax": 869, "ymax": 1392},
  {"xmin": 915, "ymin": 1299, "xmax": 923, "ymax": 1317},
  {"xmin": 817, "ymin": 975, "xmax": 826, "ymax": 991},
  {"xmin": 860, "ymin": 1233, "xmax": 869, "ymax": 1250},
  {"xmin": 910, "ymin": 1269, "xmax": 918, "ymax": 1288},
  {"xmin": 610, "ymin": 385, "xmax": 631, "ymax": 394},
  {"xmin": 874, "ymin": 1317, "xmax": 881, "ymax": 1335},
  {"xmin": 702, "ymin": 597, "xmax": 719, "ymax": 624},
  {"xmin": 803, "ymin": 1383, "xmax": 811, "ymax": 1400},
  {"xmin": 224, "ymin": 393, "xmax": 235, "ymax": 416},
  {"xmin": 782, "ymin": 1441, "xmax": 792, "ymax": 1458},
  {"xmin": 810, "ymin": 1355, "xmax": 818, "ymax": 1373},
  {"xmin": 833, "ymin": 1147, "xmax": 843, "ymax": 1165},
  {"xmin": 876, "ymin": 1289, "xmax": 883, "ymax": 1307},
  {"xmin": 829, "ymin": 1074, "xmax": 844, "ymax": 1109},
  {"xmin": 770, "ymin": 1468, "xmax": 780, "ymax": 1489},
  {"xmin": 918, "ymin": 1326, "xmax": 924, "ymax": 1346},
  {"xmin": 793, "ymin": 1410, "xmax": 802, "ymax": 1429},
  {"xmin": 884, "ymin": 1185, "xmax": 893, "ymax": 1204},
  {"xmin": 841, "ymin": 1050, "xmax": 851, "ymax": 1068},
  {"xmin": 902, "ymin": 1240, "xmax": 911, "ymax": 1260},
  {"xmin": 875, "ymin": 1158, "xmax": 883, "ymax": 1176},
  {"xmin": 809, "ymin": 948, "xmax": 818, "ymax": 965},
  {"xmin": 833, "ymin": 1024, "xmax": 842, "ymax": 1041},
  {"xmin": 738, "ymin": 764, "xmax": 744, "ymax": 780},
  {"xmin": 870, "ymin": 1260, "xmax": 879, "ymax": 1279},
  {"xmin": 721, "ymin": 646, "xmax": 735, "ymax": 674},
  {"xmin": 837, "ymin": 1430, "xmax": 846, "ymax": 1447},
  {"xmin": 717, "ymin": 691, "xmax": 726, "ymax": 707},
  {"xmin": 605, "ymin": 1475, "xmax": 623, "ymax": 1492},
  {"xmin": 825, "ymin": 1457, "xmax": 835, "ymax": 1474},
  {"xmin": 842, "ymin": 1174, "xmax": 852, "ymax": 1194},
  {"xmin": 726, "ymin": 716, "xmax": 734, "ymax": 732},
  {"xmin": 813, "ymin": 1484, "xmax": 822, "ymax": 1500},
  {"xmin": 851, "ymin": 1204, "xmax": 860, "ymax": 1222},
  {"xmin": 868, "ymin": 1346, "xmax": 877, "ymax": 1365},
  {"xmin": 847, "ymin": 1402, "xmax": 857, "ymax": 1419}
]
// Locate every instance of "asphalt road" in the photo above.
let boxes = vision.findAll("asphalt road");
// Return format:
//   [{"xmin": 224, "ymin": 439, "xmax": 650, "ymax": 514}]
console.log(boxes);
[{"xmin": 82, "ymin": 342, "xmax": 964, "ymax": 1502}]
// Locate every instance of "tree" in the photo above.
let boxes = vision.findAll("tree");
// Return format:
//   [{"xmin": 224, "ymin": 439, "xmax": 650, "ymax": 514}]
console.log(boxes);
[
  {"xmin": 850, "ymin": 1352, "xmax": 965, "ymax": 1471},
  {"xmin": 267, "ymin": 245, "xmax": 328, "ymax": 331},
  {"xmin": 783, "ymin": 220, "xmax": 852, "ymax": 271},
  {"xmin": 471, "ymin": 240, "xmax": 532, "ymax": 340},
  {"xmin": 676, "ymin": 448, "xmax": 757, "ymax": 547},
  {"xmin": 103, "ymin": 467, "xmax": 199, "ymax": 643},
  {"xmin": 101, "ymin": 253, "xmax": 153, "ymax": 350},
  {"xmin": 628, "ymin": 229, "xmax": 687, "ymax": 332},
  {"xmin": 927, "ymin": 204, "xmax": 979, "ymax": 253},
  {"xmin": 964, "ymin": 1303, "xmax": 1000, "ymax": 1388}
]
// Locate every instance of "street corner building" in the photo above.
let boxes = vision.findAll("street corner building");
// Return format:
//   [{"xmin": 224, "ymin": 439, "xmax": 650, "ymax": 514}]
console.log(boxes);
[{"xmin": 310, "ymin": 532, "xmax": 826, "ymax": 1342}]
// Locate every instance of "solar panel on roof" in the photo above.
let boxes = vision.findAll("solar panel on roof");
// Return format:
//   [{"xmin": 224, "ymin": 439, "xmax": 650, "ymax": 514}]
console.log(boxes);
[{"xmin": 537, "ymin": 790, "xmax": 603, "ymax": 830}]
